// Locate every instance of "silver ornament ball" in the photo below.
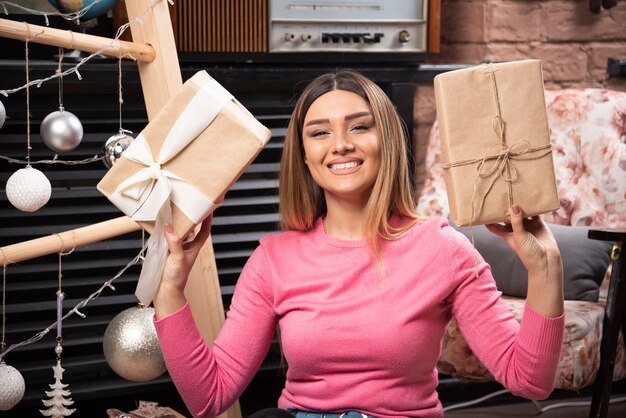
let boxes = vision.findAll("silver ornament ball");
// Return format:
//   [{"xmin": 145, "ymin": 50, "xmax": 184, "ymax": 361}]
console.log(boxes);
[
  {"xmin": 0, "ymin": 362, "xmax": 26, "ymax": 411},
  {"xmin": 103, "ymin": 305, "xmax": 166, "ymax": 382},
  {"xmin": 40, "ymin": 107, "xmax": 83, "ymax": 152},
  {"xmin": 0, "ymin": 99, "xmax": 6, "ymax": 130},
  {"xmin": 102, "ymin": 131, "xmax": 134, "ymax": 169},
  {"xmin": 5, "ymin": 166, "xmax": 52, "ymax": 212}
]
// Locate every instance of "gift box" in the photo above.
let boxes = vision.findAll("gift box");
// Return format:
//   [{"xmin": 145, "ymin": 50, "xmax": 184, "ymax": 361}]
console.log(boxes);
[
  {"xmin": 97, "ymin": 70, "xmax": 272, "ymax": 304},
  {"xmin": 433, "ymin": 59, "xmax": 559, "ymax": 226}
]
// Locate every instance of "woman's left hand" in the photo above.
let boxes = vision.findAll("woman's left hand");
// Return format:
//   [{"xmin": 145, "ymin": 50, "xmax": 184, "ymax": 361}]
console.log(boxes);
[
  {"xmin": 486, "ymin": 205, "xmax": 564, "ymax": 317},
  {"xmin": 485, "ymin": 205, "xmax": 560, "ymax": 275}
]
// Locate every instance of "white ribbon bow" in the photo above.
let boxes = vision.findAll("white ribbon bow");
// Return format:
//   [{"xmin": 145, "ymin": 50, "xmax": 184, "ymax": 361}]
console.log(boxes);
[{"xmin": 108, "ymin": 78, "xmax": 233, "ymax": 306}]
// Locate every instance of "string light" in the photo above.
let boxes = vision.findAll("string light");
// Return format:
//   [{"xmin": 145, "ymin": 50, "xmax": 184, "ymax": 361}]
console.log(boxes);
[
  {"xmin": 0, "ymin": 0, "xmax": 174, "ymax": 97},
  {"xmin": 0, "ymin": 0, "xmax": 106, "ymax": 26},
  {"xmin": 0, "ymin": 245, "xmax": 146, "ymax": 362},
  {"xmin": 0, "ymin": 0, "xmax": 175, "ymax": 165}
]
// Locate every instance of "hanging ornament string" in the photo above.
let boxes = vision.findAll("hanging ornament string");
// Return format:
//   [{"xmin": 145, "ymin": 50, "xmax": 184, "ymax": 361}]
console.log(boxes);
[
  {"xmin": 25, "ymin": 30, "xmax": 32, "ymax": 165},
  {"xmin": 116, "ymin": 56, "xmax": 132, "ymax": 138},
  {"xmin": 55, "ymin": 234, "xmax": 75, "ymax": 358},
  {"xmin": 57, "ymin": 47, "xmax": 64, "ymax": 111},
  {"xmin": 118, "ymin": 57, "xmax": 123, "ymax": 132}
]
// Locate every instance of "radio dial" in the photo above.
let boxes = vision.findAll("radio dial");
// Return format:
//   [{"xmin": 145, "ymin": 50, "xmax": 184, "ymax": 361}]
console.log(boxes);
[
  {"xmin": 398, "ymin": 30, "xmax": 411, "ymax": 43},
  {"xmin": 301, "ymin": 33, "xmax": 312, "ymax": 42},
  {"xmin": 284, "ymin": 33, "xmax": 295, "ymax": 42}
]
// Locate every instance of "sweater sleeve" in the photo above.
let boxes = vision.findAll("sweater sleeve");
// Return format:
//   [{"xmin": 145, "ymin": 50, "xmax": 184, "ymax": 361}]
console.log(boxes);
[
  {"xmin": 154, "ymin": 245, "xmax": 277, "ymax": 417},
  {"xmin": 442, "ymin": 225, "xmax": 564, "ymax": 400}
]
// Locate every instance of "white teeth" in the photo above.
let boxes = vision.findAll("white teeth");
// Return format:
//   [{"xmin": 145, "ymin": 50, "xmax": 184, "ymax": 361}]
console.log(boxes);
[{"xmin": 329, "ymin": 161, "xmax": 360, "ymax": 170}]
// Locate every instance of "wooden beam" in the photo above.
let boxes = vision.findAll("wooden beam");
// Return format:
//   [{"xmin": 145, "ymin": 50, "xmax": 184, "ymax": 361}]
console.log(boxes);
[
  {"xmin": 124, "ymin": 0, "xmax": 183, "ymax": 119},
  {"xmin": 0, "ymin": 18, "xmax": 155, "ymax": 62},
  {"xmin": 0, "ymin": 216, "xmax": 140, "ymax": 265},
  {"xmin": 124, "ymin": 2, "xmax": 242, "ymax": 418}
]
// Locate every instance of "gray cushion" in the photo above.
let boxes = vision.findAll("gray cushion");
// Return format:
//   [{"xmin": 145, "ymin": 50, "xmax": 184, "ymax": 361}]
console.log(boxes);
[{"xmin": 450, "ymin": 221, "xmax": 613, "ymax": 301}]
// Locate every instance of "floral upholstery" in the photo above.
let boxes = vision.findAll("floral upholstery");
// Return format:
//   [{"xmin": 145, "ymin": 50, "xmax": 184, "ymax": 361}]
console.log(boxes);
[{"xmin": 417, "ymin": 88, "xmax": 626, "ymax": 390}]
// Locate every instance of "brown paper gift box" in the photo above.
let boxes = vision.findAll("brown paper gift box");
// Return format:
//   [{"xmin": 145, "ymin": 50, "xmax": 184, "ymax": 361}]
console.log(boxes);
[
  {"xmin": 97, "ymin": 70, "xmax": 272, "ymax": 237},
  {"xmin": 433, "ymin": 59, "xmax": 560, "ymax": 226}
]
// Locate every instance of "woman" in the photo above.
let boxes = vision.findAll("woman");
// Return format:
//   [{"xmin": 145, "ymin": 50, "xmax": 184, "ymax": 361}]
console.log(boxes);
[{"xmin": 153, "ymin": 70, "xmax": 564, "ymax": 418}]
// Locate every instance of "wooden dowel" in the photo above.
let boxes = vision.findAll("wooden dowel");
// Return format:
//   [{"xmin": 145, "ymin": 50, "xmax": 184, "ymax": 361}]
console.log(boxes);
[
  {"xmin": 0, "ymin": 216, "xmax": 139, "ymax": 265},
  {"xmin": 0, "ymin": 18, "xmax": 155, "ymax": 62}
]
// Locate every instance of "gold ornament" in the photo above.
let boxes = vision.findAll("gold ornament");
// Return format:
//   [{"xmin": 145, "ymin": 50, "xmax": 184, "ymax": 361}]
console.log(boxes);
[{"xmin": 103, "ymin": 305, "xmax": 166, "ymax": 382}]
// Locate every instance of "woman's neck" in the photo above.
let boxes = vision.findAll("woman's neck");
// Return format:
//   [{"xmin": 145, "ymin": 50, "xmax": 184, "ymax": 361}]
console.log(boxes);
[{"xmin": 322, "ymin": 194, "xmax": 369, "ymax": 240}]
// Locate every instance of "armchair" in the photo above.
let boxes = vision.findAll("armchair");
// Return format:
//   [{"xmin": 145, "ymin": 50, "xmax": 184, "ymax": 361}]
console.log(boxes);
[{"xmin": 417, "ymin": 88, "xmax": 626, "ymax": 398}]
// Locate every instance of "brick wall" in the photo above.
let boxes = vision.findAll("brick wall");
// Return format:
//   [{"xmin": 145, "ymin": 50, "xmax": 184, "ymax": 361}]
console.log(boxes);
[{"xmin": 413, "ymin": 0, "xmax": 626, "ymax": 193}]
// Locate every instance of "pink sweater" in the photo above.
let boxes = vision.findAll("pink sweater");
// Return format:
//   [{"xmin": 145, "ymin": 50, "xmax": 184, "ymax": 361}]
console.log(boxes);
[{"xmin": 154, "ymin": 217, "xmax": 564, "ymax": 418}]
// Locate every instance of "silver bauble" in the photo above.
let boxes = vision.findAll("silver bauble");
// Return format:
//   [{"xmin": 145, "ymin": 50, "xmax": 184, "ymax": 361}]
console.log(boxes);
[
  {"xmin": 102, "ymin": 131, "xmax": 134, "ymax": 169},
  {"xmin": 0, "ymin": 99, "xmax": 6, "ymax": 130},
  {"xmin": 0, "ymin": 363, "xmax": 26, "ymax": 411},
  {"xmin": 5, "ymin": 166, "xmax": 52, "ymax": 212},
  {"xmin": 40, "ymin": 107, "xmax": 83, "ymax": 152},
  {"xmin": 103, "ymin": 305, "xmax": 166, "ymax": 382}
]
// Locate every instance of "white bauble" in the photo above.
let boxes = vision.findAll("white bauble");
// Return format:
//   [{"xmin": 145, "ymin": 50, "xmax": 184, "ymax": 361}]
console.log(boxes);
[
  {"xmin": 103, "ymin": 305, "xmax": 166, "ymax": 382},
  {"xmin": 5, "ymin": 166, "xmax": 52, "ymax": 212},
  {"xmin": 40, "ymin": 108, "xmax": 83, "ymax": 152},
  {"xmin": 0, "ymin": 363, "xmax": 26, "ymax": 411},
  {"xmin": 0, "ymin": 99, "xmax": 5, "ymax": 129}
]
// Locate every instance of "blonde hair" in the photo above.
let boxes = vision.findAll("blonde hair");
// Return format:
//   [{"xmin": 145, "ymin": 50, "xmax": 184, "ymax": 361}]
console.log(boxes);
[{"xmin": 279, "ymin": 70, "xmax": 423, "ymax": 264}]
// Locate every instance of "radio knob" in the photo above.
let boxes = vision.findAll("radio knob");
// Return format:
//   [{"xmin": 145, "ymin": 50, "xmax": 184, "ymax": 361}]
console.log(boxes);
[
  {"xmin": 398, "ymin": 30, "xmax": 411, "ymax": 43},
  {"xmin": 301, "ymin": 33, "xmax": 312, "ymax": 42},
  {"xmin": 284, "ymin": 33, "xmax": 296, "ymax": 42}
]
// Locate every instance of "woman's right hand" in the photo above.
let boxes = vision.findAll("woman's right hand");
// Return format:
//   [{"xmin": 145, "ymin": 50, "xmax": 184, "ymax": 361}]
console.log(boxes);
[{"xmin": 153, "ymin": 215, "xmax": 213, "ymax": 320}]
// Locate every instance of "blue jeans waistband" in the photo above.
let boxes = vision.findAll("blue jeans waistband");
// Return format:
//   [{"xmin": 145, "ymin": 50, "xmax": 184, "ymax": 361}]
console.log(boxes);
[{"xmin": 286, "ymin": 408, "xmax": 376, "ymax": 418}]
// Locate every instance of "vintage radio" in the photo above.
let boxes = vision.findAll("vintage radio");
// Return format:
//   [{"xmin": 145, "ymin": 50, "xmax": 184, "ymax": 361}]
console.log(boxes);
[{"xmin": 173, "ymin": 0, "xmax": 439, "ymax": 54}]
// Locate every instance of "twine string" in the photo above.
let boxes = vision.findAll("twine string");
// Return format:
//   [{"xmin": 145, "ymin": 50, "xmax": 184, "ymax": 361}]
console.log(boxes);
[
  {"xmin": 118, "ymin": 57, "xmax": 124, "ymax": 131},
  {"xmin": 25, "ymin": 27, "xmax": 31, "ymax": 165}
]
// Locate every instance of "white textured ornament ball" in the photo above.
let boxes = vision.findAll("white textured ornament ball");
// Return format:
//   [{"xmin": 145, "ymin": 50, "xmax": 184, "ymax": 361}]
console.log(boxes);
[
  {"xmin": 40, "ymin": 107, "xmax": 83, "ymax": 152},
  {"xmin": 0, "ymin": 362, "xmax": 26, "ymax": 411},
  {"xmin": 103, "ymin": 305, "xmax": 166, "ymax": 382},
  {"xmin": 0, "ymin": 99, "xmax": 6, "ymax": 130},
  {"xmin": 102, "ymin": 131, "xmax": 134, "ymax": 168},
  {"xmin": 5, "ymin": 166, "xmax": 52, "ymax": 212}
]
